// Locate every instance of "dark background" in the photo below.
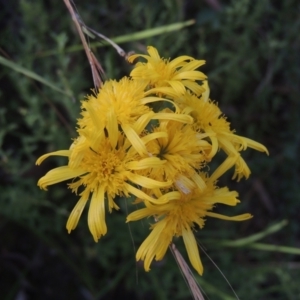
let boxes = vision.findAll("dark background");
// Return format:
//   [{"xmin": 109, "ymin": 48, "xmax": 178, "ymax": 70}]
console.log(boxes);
[{"xmin": 1, "ymin": 0, "xmax": 299, "ymax": 299}]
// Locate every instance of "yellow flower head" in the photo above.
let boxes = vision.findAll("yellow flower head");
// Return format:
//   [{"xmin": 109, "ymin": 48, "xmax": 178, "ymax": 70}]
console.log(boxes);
[
  {"xmin": 128, "ymin": 46, "xmax": 207, "ymax": 97},
  {"xmin": 127, "ymin": 177, "xmax": 252, "ymax": 275},
  {"xmin": 174, "ymin": 91, "xmax": 269, "ymax": 181},
  {"xmin": 36, "ymin": 130, "xmax": 171, "ymax": 242},
  {"xmin": 79, "ymin": 77, "xmax": 152, "ymax": 156},
  {"xmin": 78, "ymin": 76, "xmax": 193, "ymax": 157},
  {"xmin": 139, "ymin": 117, "xmax": 211, "ymax": 193}
]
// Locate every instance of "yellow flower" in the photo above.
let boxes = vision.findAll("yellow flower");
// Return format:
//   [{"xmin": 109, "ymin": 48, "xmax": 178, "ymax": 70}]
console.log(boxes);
[
  {"xmin": 127, "ymin": 176, "xmax": 252, "ymax": 275},
  {"xmin": 128, "ymin": 46, "xmax": 207, "ymax": 97},
  {"xmin": 79, "ymin": 77, "xmax": 193, "ymax": 156},
  {"xmin": 138, "ymin": 117, "xmax": 211, "ymax": 194},
  {"xmin": 36, "ymin": 130, "xmax": 172, "ymax": 242},
  {"xmin": 174, "ymin": 91, "xmax": 269, "ymax": 181}
]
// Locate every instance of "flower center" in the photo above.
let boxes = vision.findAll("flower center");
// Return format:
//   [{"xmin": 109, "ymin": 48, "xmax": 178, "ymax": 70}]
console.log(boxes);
[
  {"xmin": 76, "ymin": 140, "xmax": 127, "ymax": 195},
  {"xmin": 84, "ymin": 149, "xmax": 121, "ymax": 178}
]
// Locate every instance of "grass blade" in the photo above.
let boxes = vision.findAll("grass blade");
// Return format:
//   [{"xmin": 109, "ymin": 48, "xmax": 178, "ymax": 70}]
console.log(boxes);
[{"xmin": 0, "ymin": 55, "xmax": 71, "ymax": 96}]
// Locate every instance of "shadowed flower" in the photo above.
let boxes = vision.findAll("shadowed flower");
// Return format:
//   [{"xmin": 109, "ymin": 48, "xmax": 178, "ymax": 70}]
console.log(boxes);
[
  {"xmin": 36, "ymin": 131, "xmax": 172, "ymax": 242},
  {"xmin": 127, "ymin": 175, "xmax": 252, "ymax": 275},
  {"xmin": 128, "ymin": 46, "xmax": 207, "ymax": 97}
]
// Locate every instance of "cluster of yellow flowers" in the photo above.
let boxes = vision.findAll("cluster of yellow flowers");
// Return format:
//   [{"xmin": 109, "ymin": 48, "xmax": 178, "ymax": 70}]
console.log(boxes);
[{"xmin": 36, "ymin": 46, "xmax": 268, "ymax": 275}]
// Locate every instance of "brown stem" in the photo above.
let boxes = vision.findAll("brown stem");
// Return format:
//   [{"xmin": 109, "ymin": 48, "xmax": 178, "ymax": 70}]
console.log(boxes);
[{"xmin": 63, "ymin": 0, "xmax": 103, "ymax": 89}]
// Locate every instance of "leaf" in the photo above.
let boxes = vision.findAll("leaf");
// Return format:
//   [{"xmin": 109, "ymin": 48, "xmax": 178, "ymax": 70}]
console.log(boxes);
[
  {"xmin": 0, "ymin": 55, "xmax": 72, "ymax": 96},
  {"xmin": 36, "ymin": 19, "xmax": 196, "ymax": 57}
]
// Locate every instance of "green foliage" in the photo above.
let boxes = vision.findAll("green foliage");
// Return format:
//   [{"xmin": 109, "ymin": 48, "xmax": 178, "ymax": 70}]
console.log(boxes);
[{"xmin": 1, "ymin": 0, "xmax": 299, "ymax": 299}]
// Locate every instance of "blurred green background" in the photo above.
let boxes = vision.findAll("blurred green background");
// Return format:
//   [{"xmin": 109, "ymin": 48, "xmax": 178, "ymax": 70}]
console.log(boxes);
[{"xmin": 1, "ymin": 0, "xmax": 299, "ymax": 299}]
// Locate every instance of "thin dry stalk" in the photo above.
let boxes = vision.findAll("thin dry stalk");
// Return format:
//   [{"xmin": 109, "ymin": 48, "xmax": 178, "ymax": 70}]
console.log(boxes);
[
  {"xmin": 77, "ymin": 18, "xmax": 134, "ymax": 60},
  {"xmin": 63, "ymin": 0, "xmax": 104, "ymax": 89},
  {"xmin": 170, "ymin": 243, "xmax": 205, "ymax": 300}
]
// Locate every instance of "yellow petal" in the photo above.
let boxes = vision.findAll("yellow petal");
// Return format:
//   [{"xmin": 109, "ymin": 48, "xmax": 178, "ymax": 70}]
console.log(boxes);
[
  {"xmin": 127, "ymin": 173, "xmax": 171, "ymax": 189},
  {"xmin": 219, "ymin": 135, "xmax": 239, "ymax": 157},
  {"xmin": 107, "ymin": 194, "xmax": 120, "ymax": 212},
  {"xmin": 209, "ymin": 156, "xmax": 237, "ymax": 183},
  {"xmin": 196, "ymin": 132, "xmax": 214, "ymax": 140},
  {"xmin": 151, "ymin": 188, "xmax": 163, "ymax": 199},
  {"xmin": 205, "ymin": 135, "xmax": 218, "ymax": 158},
  {"xmin": 126, "ymin": 157, "xmax": 165, "ymax": 170},
  {"xmin": 172, "ymin": 70, "xmax": 207, "ymax": 81},
  {"xmin": 69, "ymin": 135, "xmax": 88, "ymax": 168},
  {"xmin": 88, "ymin": 185, "xmax": 107, "ymax": 242},
  {"xmin": 239, "ymin": 136, "xmax": 269, "ymax": 154},
  {"xmin": 37, "ymin": 166, "xmax": 86, "ymax": 190},
  {"xmin": 206, "ymin": 212, "xmax": 253, "ymax": 221},
  {"xmin": 157, "ymin": 191, "xmax": 181, "ymax": 203},
  {"xmin": 154, "ymin": 231, "xmax": 171, "ymax": 260},
  {"xmin": 123, "ymin": 113, "xmax": 154, "ymax": 150},
  {"xmin": 232, "ymin": 156, "xmax": 251, "ymax": 181},
  {"xmin": 167, "ymin": 80, "xmax": 186, "ymax": 95},
  {"xmin": 36, "ymin": 150, "xmax": 70, "ymax": 165},
  {"xmin": 141, "ymin": 131, "xmax": 168, "ymax": 145},
  {"xmin": 106, "ymin": 109, "xmax": 118, "ymax": 148},
  {"xmin": 130, "ymin": 65, "xmax": 153, "ymax": 76},
  {"xmin": 147, "ymin": 46, "xmax": 160, "ymax": 60},
  {"xmin": 182, "ymin": 227, "xmax": 203, "ymax": 275},
  {"xmin": 137, "ymin": 220, "xmax": 167, "ymax": 271},
  {"xmin": 141, "ymin": 96, "xmax": 181, "ymax": 113},
  {"xmin": 125, "ymin": 183, "xmax": 169, "ymax": 204},
  {"xmin": 126, "ymin": 208, "xmax": 151, "ymax": 222},
  {"xmin": 182, "ymin": 106, "xmax": 194, "ymax": 115},
  {"xmin": 211, "ymin": 188, "xmax": 240, "ymax": 206},
  {"xmin": 126, "ymin": 131, "xmax": 168, "ymax": 157},
  {"xmin": 144, "ymin": 87, "xmax": 179, "ymax": 98},
  {"xmin": 168, "ymin": 56, "xmax": 195, "ymax": 68},
  {"xmin": 191, "ymin": 172, "xmax": 206, "ymax": 191},
  {"xmin": 132, "ymin": 112, "xmax": 154, "ymax": 134},
  {"xmin": 66, "ymin": 194, "xmax": 89, "ymax": 233},
  {"xmin": 179, "ymin": 60, "xmax": 206, "ymax": 72},
  {"xmin": 122, "ymin": 123, "xmax": 148, "ymax": 156},
  {"xmin": 201, "ymin": 80, "xmax": 210, "ymax": 102},
  {"xmin": 141, "ymin": 95, "xmax": 173, "ymax": 105},
  {"xmin": 89, "ymin": 131, "xmax": 105, "ymax": 152},
  {"xmin": 154, "ymin": 112, "xmax": 193, "ymax": 124},
  {"xmin": 181, "ymin": 80, "xmax": 205, "ymax": 96},
  {"xmin": 127, "ymin": 53, "xmax": 146, "ymax": 63},
  {"xmin": 85, "ymin": 100, "xmax": 104, "ymax": 130}
]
